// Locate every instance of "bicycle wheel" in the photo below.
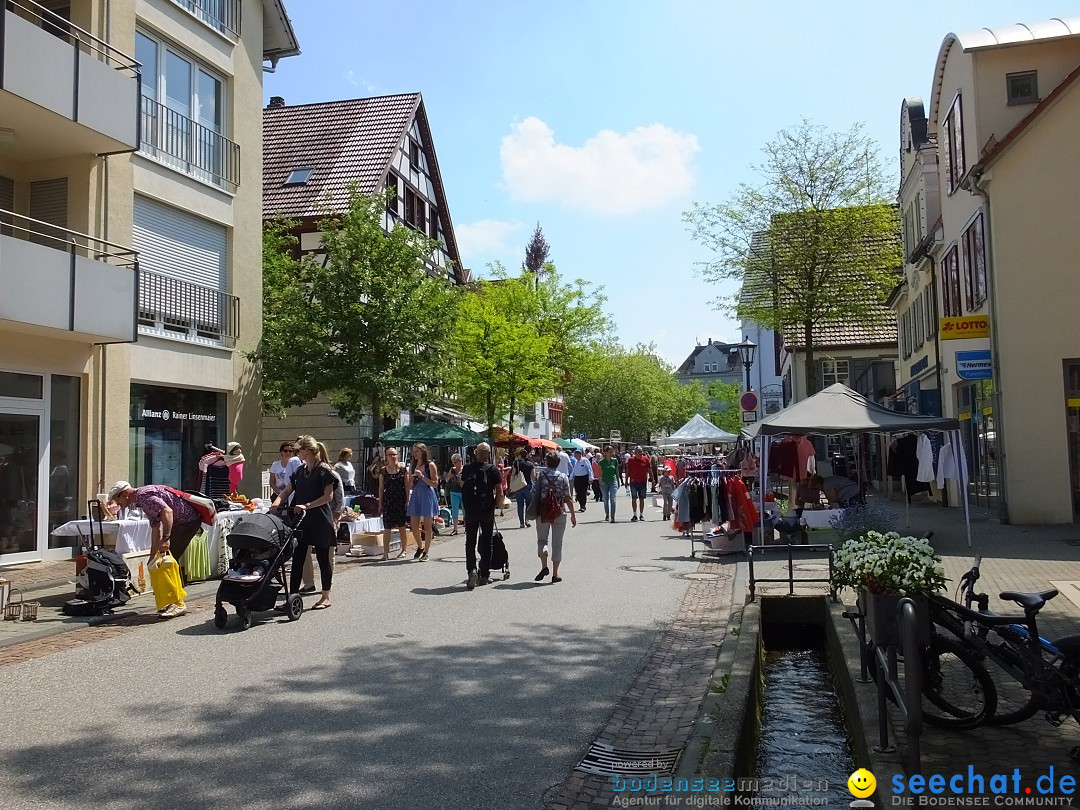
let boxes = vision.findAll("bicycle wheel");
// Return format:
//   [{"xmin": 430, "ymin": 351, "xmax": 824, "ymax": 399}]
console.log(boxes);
[
  {"xmin": 921, "ymin": 633, "xmax": 997, "ymax": 730},
  {"xmin": 982, "ymin": 640, "xmax": 1042, "ymax": 726}
]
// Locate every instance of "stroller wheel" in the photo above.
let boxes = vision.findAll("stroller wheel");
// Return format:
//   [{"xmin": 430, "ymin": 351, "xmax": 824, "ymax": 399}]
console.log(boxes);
[
  {"xmin": 286, "ymin": 594, "xmax": 303, "ymax": 622},
  {"xmin": 238, "ymin": 607, "xmax": 252, "ymax": 631},
  {"xmin": 213, "ymin": 606, "xmax": 227, "ymax": 629},
  {"xmin": 503, "ymin": 570, "xmax": 510, "ymax": 580}
]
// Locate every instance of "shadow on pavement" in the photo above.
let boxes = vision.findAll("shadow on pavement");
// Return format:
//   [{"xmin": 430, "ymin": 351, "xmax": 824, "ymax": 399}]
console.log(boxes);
[{"xmin": 1, "ymin": 622, "xmax": 656, "ymax": 810}]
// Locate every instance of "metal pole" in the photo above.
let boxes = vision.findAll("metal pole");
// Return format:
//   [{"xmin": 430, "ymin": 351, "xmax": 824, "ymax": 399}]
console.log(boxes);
[{"xmin": 899, "ymin": 598, "xmax": 923, "ymax": 774}]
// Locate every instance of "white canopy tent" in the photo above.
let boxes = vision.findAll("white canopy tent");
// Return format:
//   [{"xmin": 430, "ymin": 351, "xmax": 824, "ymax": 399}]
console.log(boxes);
[
  {"xmin": 746, "ymin": 384, "xmax": 970, "ymax": 547},
  {"xmin": 658, "ymin": 413, "xmax": 740, "ymax": 448}
]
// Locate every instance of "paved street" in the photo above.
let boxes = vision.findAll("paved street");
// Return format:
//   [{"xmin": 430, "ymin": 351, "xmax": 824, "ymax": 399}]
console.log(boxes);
[{"xmin": 0, "ymin": 497, "xmax": 725, "ymax": 810}]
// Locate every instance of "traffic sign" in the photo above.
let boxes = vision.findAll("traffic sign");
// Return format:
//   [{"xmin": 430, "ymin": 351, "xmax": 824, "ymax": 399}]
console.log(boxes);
[
  {"xmin": 578, "ymin": 433, "xmax": 586, "ymax": 440},
  {"xmin": 740, "ymin": 391, "xmax": 759, "ymax": 412},
  {"xmin": 742, "ymin": 411, "xmax": 758, "ymax": 423}
]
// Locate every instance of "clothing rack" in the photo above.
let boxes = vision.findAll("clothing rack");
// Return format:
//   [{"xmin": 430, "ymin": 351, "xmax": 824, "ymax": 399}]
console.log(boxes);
[{"xmin": 681, "ymin": 468, "xmax": 745, "ymax": 558}]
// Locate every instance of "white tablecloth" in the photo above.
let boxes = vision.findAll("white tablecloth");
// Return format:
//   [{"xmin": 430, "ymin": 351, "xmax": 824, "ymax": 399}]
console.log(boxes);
[
  {"xmin": 346, "ymin": 517, "xmax": 384, "ymax": 536},
  {"xmin": 51, "ymin": 518, "xmax": 152, "ymax": 555},
  {"xmin": 801, "ymin": 509, "xmax": 844, "ymax": 530}
]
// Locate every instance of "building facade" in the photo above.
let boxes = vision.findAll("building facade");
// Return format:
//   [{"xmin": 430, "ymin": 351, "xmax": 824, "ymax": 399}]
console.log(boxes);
[
  {"xmin": 260, "ymin": 93, "xmax": 467, "ymax": 474},
  {"xmin": 920, "ymin": 16, "xmax": 1080, "ymax": 522},
  {"xmin": 0, "ymin": 0, "xmax": 298, "ymax": 563}
]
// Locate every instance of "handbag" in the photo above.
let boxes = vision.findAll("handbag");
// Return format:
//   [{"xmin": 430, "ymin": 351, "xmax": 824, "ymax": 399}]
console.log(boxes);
[
  {"xmin": 525, "ymin": 478, "xmax": 541, "ymax": 520},
  {"xmin": 508, "ymin": 468, "xmax": 528, "ymax": 494},
  {"xmin": 148, "ymin": 553, "xmax": 187, "ymax": 611}
]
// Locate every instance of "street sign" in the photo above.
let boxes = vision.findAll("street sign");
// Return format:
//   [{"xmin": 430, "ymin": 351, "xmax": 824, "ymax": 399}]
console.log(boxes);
[
  {"xmin": 742, "ymin": 411, "xmax": 758, "ymax": 423},
  {"xmin": 578, "ymin": 433, "xmax": 586, "ymax": 440},
  {"xmin": 940, "ymin": 315, "xmax": 990, "ymax": 340},
  {"xmin": 740, "ymin": 391, "xmax": 759, "ymax": 412},
  {"xmin": 610, "ymin": 430, "xmax": 621, "ymax": 441},
  {"xmin": 956, "ymin": 350, "xmax": 993, "ymax": 380}
]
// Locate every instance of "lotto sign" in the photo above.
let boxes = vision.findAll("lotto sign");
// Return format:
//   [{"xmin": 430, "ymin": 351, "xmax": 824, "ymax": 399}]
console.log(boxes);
[{"xmin": 940, "ymin": 315, "xmax": 990, "ymax": 340}]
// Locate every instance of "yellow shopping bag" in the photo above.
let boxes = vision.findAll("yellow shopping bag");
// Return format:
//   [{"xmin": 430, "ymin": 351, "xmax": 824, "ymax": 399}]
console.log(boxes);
[{"xmin": 148, "ymin": 553, "xmax": 187, "ymax": 612}]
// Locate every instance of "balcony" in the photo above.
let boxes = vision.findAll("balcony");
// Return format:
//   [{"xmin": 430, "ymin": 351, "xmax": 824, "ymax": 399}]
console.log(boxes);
[
  {"xmin": 171, "ymin": 0, "xmax": 241, "ymax": 38},
  {"xmin": 0, "ymin": 0, "xmax": 140, "ymax": 160},
  {"xmin": 0, "ymin": 209, "xmax": 138, "ymax": 343},
  {"xmin": 139, "ymin": 96, "xmax": 240, "ymax": 192},
  {"xmin": 138, "ymin": 268, "xmax": 239, "ymax": 348}
]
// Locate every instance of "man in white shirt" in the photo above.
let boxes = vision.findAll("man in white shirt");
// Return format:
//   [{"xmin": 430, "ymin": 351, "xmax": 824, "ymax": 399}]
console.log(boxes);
[
  {"xmin": 557, "ymin": 449, "xmax": 573, "ymax": 477},
  {"xmin": 570, "ymin": 449, "xmax": 594, "ymax": 513}
]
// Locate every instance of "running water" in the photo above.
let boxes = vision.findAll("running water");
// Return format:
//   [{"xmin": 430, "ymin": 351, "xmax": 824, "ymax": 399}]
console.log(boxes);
[{"xmin": 752, "ymin": 646, "xmax": 857, "ymax": 807}]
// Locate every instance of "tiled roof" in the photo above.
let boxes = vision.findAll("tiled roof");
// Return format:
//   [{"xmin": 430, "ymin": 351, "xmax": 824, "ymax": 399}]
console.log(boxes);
[
  {"xmin": 675, "ymin": 341, "xmax": 740, "ymax": 374},
  {"xmin": 782, "ymin": 317, "xmax": 897, "ymax": 349},
  {"xmin": 263, "ymin": 93, "xmax": 420, "ymax": 219}
]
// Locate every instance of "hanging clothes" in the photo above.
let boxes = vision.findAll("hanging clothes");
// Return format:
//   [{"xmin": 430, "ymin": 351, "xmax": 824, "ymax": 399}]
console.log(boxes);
[
  {"xmin": 891, "ymin": 433, "xmax": 930, "ymax": 502},
  {"xmin": 795, "ymin": 436, "xmax": 816, "ymax": 481},
  {"xmin": 726, "ymin": 475, "xmax": 760, "ymax": 533},
  {"xmin": 936, "ymin": 436, "xmax": 968, "ymax": 489},
  {"xmin": 916, "ymin": 433, "xmax": 935, "ymax": 483}
]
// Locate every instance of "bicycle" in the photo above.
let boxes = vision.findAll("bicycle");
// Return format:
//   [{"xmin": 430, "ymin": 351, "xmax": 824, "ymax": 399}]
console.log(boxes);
[{"xmin": 927, "ymin": 555, "xmax": 1080, "ymax": 760}]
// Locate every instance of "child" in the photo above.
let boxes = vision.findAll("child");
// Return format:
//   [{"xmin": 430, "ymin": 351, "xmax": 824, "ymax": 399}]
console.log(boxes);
[
  {"xmin": 658, "ymin": 468, "xmax": 676, "ymax": 521},
  {"xmin": 226, "ymin": 546, "xmax": 276, "ymax": 582}
]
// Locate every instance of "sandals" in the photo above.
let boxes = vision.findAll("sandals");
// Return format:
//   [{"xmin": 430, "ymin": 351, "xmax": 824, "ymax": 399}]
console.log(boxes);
[{"xmin": 312, "ymin": 601, "xmax": 331, "ymax": 611}]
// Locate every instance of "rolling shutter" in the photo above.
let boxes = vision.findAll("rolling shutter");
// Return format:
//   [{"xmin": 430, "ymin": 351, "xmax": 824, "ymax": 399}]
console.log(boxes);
[
  {"xmin": 0, "ymin": 176, "xmax": 13, "ymax": 234},
  {"xmin": 28, "ymin": 178, "xmax": 68, "ymax": 246},
  {"xmin": 133, "ymin": 194, "xmax": 226, "ymax": 290}
]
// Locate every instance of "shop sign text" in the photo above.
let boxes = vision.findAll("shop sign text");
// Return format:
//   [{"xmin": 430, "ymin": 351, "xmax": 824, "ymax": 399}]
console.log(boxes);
[
  {"xmin": 140, "ymin": 409, "xmax": 216, "ymax": 422},
  {"xmin": 940, "ymin": 316, "xmax": 990, "ymax": 340},
  {"xmin": 956, "ymin": 350, "xmax": 993, "ymax": 381}
]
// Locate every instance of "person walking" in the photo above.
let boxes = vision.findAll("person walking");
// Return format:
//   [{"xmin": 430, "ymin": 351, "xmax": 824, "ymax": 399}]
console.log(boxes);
[
  {"xmin": 270, "ymin": 435, "xmax": 336, "ymax": 610},
  {"xmin": 377, "ymin": 448, "xmax": 411, "ymax": 560},
  {"xmin": 334, "ymin": 447, "xmax": 356, "ymax": 495},
  {"xmin": 461, "ymin": 442, "xmax": 502, "ymax": 590},
  {"xmin": 626, "ymin": 446, "xmax": 652, "ymax": 522},
  {"xmin": 406, "ymin": 443, "xmax": 439, "ymax": 561},
  {"xmin": 659, "ymin": 465, "xmax": 676, "ymax": 521},
  {"xmin": 510, "ymin": 446, "xmax": 535, "ymax": 529},
  {"xmin": 590, "ymin": 453, "xmax": 603, "ymax": 502},
  {"xmin": 556, "ymin": 446, "xmax": 573, "ymax": 477},
  {"xmin": 569, "ymin": 449, "xmax": 593, "ymax": 513},
  {"xmin": 598, "ymin": 445, "xmax": 620, "ymax": 522},
  {"xmin": 441, "ymin": 453, "xmax": 464, "ymax": 536},
  {"xmin": 533, "ymin": 451, "xmax": 576, "ymax": 583}
]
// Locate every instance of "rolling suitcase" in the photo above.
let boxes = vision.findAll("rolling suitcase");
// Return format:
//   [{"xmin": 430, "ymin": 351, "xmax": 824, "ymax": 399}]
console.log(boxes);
[{"xmin": 490, "ymin": 528, "xmax": 510, "ymax": 580}]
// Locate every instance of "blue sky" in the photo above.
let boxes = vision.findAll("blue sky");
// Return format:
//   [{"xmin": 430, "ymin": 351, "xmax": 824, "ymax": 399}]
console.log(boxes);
[{"xmin": 265, "ymin": 1, "xmax": 1071, "ymax": 366}]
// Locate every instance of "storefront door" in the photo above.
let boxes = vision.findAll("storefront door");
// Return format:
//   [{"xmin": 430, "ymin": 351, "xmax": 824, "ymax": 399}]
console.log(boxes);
[
  {"xmin": 1065, "ymin": 361, "xmax": 1080, "ymax": 519},
  {"xmin": 0, "ymin": 409, "xmax": 44, "ymax": 564}
]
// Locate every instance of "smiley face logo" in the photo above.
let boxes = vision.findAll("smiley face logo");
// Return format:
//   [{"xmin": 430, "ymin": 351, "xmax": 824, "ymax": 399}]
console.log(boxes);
[{"xmin": 848, "ymin": 768, "xmax": 876, "ymax": 799}]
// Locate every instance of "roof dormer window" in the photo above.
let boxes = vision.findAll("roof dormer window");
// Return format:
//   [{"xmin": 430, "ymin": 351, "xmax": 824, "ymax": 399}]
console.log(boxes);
[
  {"xmin": 1006, "ymin": 71, "xmax": 1039, "ymax": 106},
  {"xmin": 283, "ymin": 167, "xmax": 314, "ymax": 186}
]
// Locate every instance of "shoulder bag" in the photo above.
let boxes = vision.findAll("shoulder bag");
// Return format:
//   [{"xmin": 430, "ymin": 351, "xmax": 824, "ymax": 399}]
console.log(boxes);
[{"xmin": 508, "ymin": 461, "xmax": 528, "ymax": 494}]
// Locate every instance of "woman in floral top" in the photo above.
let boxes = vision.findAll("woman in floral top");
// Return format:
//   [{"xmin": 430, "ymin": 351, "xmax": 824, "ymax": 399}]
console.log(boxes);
[{"xmin": 533, "ymin": 451, "xmax": 576, "ymax": 584}]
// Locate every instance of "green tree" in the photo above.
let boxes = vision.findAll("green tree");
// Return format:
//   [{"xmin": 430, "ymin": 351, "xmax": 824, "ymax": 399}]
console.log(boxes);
[
  {"xmin": 254, "ymin": 188, "xmax": 457, "ymax": 438},
  {"xmin": 563, "ymin": 344, "xmax": 706, "ymax": 442},
  {"xmin": 705, "ymin": 380, "xmax": 742, "ymax": 435},
  {"xmin": 685, "ymin": 120, "xmax": 901, "ymax": 394},
  {"xmin": 449, "ymin": 274, "xmax": 559, "ymax": 438}
]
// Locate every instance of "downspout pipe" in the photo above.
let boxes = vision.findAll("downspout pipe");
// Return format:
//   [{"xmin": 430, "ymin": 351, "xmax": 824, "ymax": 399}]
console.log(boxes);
[{"xmin": 963, "ymin": 165, "xmax": 1009, "ymax": 523}]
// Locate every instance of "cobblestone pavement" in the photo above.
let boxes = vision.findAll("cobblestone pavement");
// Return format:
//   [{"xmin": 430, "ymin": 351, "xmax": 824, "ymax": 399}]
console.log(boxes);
[
  {"xmin": 748, "ymin": 495, "xmax": 1080, "ymax": 779},
  {"xmin": 0, "ymin": 559, "xmax": 75, "ymax": 590},
  {"xmin": 545, "ymin": 554, "xmax": 735, "ymax": 810}
]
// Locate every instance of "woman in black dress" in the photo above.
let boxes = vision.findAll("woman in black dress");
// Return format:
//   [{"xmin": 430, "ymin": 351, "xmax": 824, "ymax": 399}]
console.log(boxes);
[
  {"xmin": 271, "ymin": 434, "xmax": 336, "ymax": 610},
  {"xmin": 378, "ymin": 447, "xmax": 412, "ymax": 560}
]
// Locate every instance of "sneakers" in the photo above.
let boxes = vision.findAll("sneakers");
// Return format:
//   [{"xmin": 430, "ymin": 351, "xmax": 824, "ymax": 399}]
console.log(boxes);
[
  {"xmin": 630, "ymin": 515, "xmax": 638, "ymax": 523},
  {"xmin": 160, "ymin": 603, "xmax": 187, "ymax": 619},
  {"xmin": 535, "ymin": 567, "xmax": 549, "ymax": 582},
  {"xmin": 420, "ymin": 552, "xmax": 429, "ymax": 562},
  {"xmin": 477, "ymin": 576, "xmax": 491, "ymax": 586},
  {"xmin": 467, "ymin": 571, "xmax": 477, "ymax": 591},
  {"xmin": 413, "ymin": 548, "xmax": 423, "ymax": 560}
]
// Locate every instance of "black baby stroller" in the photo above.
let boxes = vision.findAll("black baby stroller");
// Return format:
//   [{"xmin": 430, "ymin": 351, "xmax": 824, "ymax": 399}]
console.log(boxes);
[
  {"xmin": 490, "ymin": 526, "xmax": 510, "ymax": 580},
  {"xmin": 214, "ymin": 511, "xmax": 302, "ymax": 631},
  {"xmin": 63, "ymin": 546, "xmax": 140, "ymax": 616}
]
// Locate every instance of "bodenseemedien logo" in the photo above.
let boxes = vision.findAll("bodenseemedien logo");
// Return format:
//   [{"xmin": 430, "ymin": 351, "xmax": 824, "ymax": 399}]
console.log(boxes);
[{"xmin": 849, "ymin": 768, "xmax": 876, "ymax": 808}]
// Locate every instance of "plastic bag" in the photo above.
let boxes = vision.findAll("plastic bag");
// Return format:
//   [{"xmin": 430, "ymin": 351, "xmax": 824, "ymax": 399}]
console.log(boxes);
[{"xmin": 148, "ymin": 553, "xmax": 187, "ymax": 611}]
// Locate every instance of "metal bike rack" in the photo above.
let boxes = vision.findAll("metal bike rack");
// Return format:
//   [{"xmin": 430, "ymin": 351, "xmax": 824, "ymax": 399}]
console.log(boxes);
[
  {"xmin": 869, "ymin": 598, "xmax": 924, "ymax": 774},
  {"xmin": 746, "ymin": 541, "xmax": 837, "ymax": 601}
]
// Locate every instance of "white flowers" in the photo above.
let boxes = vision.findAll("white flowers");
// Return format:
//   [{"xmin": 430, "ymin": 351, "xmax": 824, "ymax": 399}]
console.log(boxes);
[{"xmin": 832, "ymin": 530, "xmax": 946, "ymax": 596}]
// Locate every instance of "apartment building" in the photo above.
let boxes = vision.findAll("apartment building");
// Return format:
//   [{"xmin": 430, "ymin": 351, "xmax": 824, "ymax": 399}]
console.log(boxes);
[
  {"xmin": 918, "ymin": 16, "xmax": 1080, "ymax": 522},
  {"xmin": 0, "ymin": 0, "xmax": 298, "ymax": 563}
]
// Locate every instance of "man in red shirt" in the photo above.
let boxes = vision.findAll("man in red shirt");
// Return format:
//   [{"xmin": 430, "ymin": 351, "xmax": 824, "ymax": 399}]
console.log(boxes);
[{"xmin": 626, "ymin": 446, "xmax": 652, "ymax": 522}]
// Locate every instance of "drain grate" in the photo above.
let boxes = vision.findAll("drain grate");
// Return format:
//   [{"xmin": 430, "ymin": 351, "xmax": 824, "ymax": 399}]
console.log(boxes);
[
  {"xmin": 673, "ymin": 572, "xmax": 723, "ymax": 581},
  {"xmin": 438, "ymin": 557, "xmax": 468, "ymax": 564},
  {"xmin": 574, "ymin": 740, "xmax": 682, "ymax": 776},
  {"xmin": 617, "ymin": 565, "xmax": 673, "ymax": 573}
]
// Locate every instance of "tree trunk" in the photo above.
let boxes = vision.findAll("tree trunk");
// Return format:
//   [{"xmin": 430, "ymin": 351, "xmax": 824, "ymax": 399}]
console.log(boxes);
[
  {"xmin": 486, "ymin": 395, "xmax": 496, "ymax": 446},
  {"xmin": 508, "ymin": 394, "xmax": 516, "ymax": 439},
  {"xmin": 370, "ymin": 392, "xmax": 382, "ymax": 442},
  {"xmin": 803, "ymin": 321, "xmax": 818, "ymax": 397}
]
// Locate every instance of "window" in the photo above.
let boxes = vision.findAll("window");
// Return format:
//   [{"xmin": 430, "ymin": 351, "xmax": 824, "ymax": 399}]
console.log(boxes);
[
  {"xmin": 409, "ymin": 139, "xmax": 421, "ymax": 168},
  {"xmin": 386, "ymin": 174, "xmax": 399, "ymax": 213},
  {"xmin": 822, "ymin": 359, "xmax": 849, "ymax": 387},
  {"xmin": 1006, "ymin": 71, "xmax": 1039, "ymax": 105},
  {"xmin": 415, "ymin": 197, "xmax": 426, "ymax": 232},
  {"xmin": 962, "ymin": 214, "xmax": 987, "ymax": 309},
  {"xmin": 283, "ymin": 167, "xmax": 313, "ymax": 186},
  {"xmin": 942, "ymin": 245, "xmax": 962, "ymax": 316},
  {"xmin": 428, "ymin": 208, "xmax": 439, "ymax": 240},
  {"xmin": 404, "ymin": 188, "xmax": 416, "ymax": 225},
  {"xmin": 942, "ymin": 94, "xmax": 966, "ymax": 193}
]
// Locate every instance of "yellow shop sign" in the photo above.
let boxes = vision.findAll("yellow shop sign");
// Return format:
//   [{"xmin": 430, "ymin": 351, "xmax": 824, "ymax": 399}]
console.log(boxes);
[{"xmin": 939, "ymin": 315, "xmax": 990, "ymax": 340}]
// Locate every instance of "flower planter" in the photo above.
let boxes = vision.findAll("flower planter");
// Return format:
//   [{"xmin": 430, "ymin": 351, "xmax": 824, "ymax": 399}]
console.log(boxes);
[{"xmin": 858, "ymin": 591, "xmax": 931, "ymax": 651}]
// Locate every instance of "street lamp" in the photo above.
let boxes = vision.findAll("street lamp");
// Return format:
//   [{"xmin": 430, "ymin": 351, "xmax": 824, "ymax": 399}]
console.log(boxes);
[{"xmin": 736, "ymin": 337, "xmax": 757, "ymax": 397}]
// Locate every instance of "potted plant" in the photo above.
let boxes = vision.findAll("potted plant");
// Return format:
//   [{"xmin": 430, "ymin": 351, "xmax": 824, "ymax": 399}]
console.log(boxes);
[{"xmin": 832, "ymin": 531, "xmax": 946, "ymax": 648}]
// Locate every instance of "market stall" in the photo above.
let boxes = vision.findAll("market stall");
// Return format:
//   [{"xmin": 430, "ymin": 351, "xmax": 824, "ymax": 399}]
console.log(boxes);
[
  {"xmin": 658, "ymin": 414, "xmax": 739, "ymax": 448},
  {"xmin": 745, "ymin": 384, "xmax": 969, "ymax": 546}
]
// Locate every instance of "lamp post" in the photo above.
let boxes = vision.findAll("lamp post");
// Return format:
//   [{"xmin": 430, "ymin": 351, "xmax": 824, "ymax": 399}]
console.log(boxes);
[{"xmin": 737, "ymin": 337, "xmax": 757, "ymax": 408}]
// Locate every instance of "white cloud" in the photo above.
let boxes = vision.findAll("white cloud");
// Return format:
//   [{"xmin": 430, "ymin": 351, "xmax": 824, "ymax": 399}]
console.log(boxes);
[
  {"xmin": 500, "ymin": 117, "xmax": 699, "ymax": 215},
  {"xmin": 345, "ymin": 71, "xmax": 375, "ymax": 94},
  {"xmin": 455, "ymin": 219, "xmax": 522, "ymax": 261}
]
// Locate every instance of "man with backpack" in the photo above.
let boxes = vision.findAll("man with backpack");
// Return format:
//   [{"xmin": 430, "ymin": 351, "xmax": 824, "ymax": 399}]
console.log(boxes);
[{"xmin": 461, "ymin": 442, "xmax": 504, "ymax": 590}]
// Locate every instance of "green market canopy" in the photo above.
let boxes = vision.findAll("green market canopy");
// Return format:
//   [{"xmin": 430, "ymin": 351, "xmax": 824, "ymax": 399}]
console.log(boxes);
[{"xmin": 378, "ymin": 420, "xmax": 487, "ymax": 446}]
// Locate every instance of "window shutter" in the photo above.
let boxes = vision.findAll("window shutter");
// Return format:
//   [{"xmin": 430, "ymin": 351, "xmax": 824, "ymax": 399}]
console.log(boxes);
[
  {"xmin": 0, "ymin": 176, "xmax": 13, "ymax": 234},
  {"xmin": 28, "ymin": 178, "xmax": 68, "ymax": 246},
  {"xmin": 133, "ymin": 195, "xmax": 226, "ymax": 290}
]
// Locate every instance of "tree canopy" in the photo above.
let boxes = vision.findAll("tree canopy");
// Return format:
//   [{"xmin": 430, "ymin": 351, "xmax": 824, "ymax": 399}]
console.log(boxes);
[
  {"xmin": 562, "ymin": 344, "xmax": 707, "ymax": 443},
  {"xmin": 684, "ymin": 120, "xmax": 902, "ymax": 394},
  {"xmin": 706, "ymin": 380, "xmax": 742, "ymax": 436},
  {"xmin": 255, "ymin": 187, "xmax": 457, "ymax": 435}
]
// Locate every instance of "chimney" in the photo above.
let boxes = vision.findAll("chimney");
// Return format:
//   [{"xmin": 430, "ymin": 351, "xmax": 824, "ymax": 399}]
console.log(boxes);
[{"xmin": 268, "ymin": 96, "xmax": 286, "ymax": 108}]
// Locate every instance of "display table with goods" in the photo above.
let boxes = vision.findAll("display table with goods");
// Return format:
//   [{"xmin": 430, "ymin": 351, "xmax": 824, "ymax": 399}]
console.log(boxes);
[
  {"xmin": 51, "ymin": 517, "xmax": 152, "ymax": 555},
  {"xmin": 342, "ymin": 511, "xmax": 387, "ymax": 557}
]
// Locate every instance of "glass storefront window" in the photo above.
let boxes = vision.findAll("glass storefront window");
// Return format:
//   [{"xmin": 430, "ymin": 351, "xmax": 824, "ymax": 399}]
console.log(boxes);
[
  {"xmin": 129, "ymin": 384, "xmax": 224, "ymax": 491},
  {"xmin": 0, "ymin": 413, "xmax": 40, "ymax": 555},
  {"xmin": 48, "ymin": 375, "xmax": 81, "ymax": 548},
  {"xmin": 0, "ymin": 371, "xmax": 43, "ymax": 399}
]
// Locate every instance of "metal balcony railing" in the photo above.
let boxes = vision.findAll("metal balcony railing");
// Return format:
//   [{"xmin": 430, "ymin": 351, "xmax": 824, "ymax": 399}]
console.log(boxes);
[
  {"xmin": 0, "ymin": 207, "xmax": 138, "ymax": 268},
  {"xmin": 2, "ymin": 0, "xmax": 140, "ymax": 76},
  {"xmin": 139, "ymin": 96, "xmax": 240, "ymax": 192},
  {"xmin": 137, "ymin": 267, "xmax": 239, "ymax": 347},
  {"xmin": 170, "ymin": 0, "xmax": 240, "ymax": 37}
]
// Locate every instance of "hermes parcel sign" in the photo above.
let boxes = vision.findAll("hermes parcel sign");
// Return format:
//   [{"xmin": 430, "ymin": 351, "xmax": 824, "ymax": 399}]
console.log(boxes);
[{"xmin": 940, "ymin": 315, "xmax": 990, "ymax": 340}]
